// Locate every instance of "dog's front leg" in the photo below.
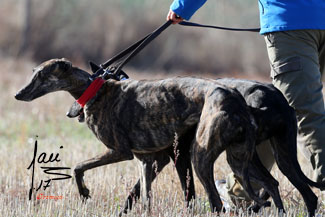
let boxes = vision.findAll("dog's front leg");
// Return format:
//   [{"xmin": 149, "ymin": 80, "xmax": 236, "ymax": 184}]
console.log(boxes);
[
  {"xmin": 138, "ymin": 154, "xmax": 167, "ymax": 211},
  {"xmin": 74, "ymin": 148, "xmax": 133, "ymax": 200},
  {"xmin": 139, "ymin": 159, "xmax": 153, "ymax": 210},
  {"xmin": 166, "ymin": 144, "xmax": 196, "ymax": 206}
]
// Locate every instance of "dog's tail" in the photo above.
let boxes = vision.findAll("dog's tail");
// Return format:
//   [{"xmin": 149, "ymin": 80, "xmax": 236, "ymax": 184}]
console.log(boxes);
[
  {"xmin": 253, "ymin": 102, "xmax": 325, "ymax": 189},
  {"xmin": 290, "ymin": 146, "xmax": 325, "ymax": 189},
  {"xmin": 286, "ymin": 107, "xmax": 325, "ymax": 189},
  {"xmin": 302, "ymin": 171, "xmax": 325, "ymax": 189}
]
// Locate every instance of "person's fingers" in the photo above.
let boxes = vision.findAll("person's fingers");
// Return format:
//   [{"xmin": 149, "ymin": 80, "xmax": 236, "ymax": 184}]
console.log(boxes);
[
  {"xmin": 167, "ymin": 10, "xmax": 177, "ymax": 23},
  {"xmin": 166, "ymin": 9, "xmax": 183, "ymax": 24},
  {"xmin": 166, "ymin": 10, "xmax": 172, "ymax": 20}
]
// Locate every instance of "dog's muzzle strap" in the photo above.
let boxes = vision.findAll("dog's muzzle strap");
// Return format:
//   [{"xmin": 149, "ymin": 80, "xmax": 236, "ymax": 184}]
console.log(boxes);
[{"xmin": 77, "ymin": 78, "xmax": 105, "ymax": 108}]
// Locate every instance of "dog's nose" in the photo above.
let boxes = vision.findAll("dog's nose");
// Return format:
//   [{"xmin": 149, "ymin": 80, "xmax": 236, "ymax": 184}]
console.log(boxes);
[{"xmin": 15, "ymin": 92, "xmax": 23, "ymax": 100}]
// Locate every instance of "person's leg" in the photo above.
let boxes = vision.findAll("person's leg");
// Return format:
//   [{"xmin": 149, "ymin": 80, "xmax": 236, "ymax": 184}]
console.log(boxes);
[
  {"xmin": 265, "ymin": 30, "xmax": 325, "ymax": 184},
  {"xmin": 225, "ymin": 140, "xmax": 275, "ymax": 205}
]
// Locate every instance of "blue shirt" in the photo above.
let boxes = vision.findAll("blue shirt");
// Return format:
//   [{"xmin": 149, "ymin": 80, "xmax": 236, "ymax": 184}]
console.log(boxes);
[{"xmin": 170, "ymin": 0, "xmax": 325, "ymax": 34}]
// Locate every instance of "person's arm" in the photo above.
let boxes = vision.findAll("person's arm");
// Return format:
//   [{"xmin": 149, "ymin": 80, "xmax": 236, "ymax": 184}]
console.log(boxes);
[{"xmin": 167, "ymin": 0, "xmax": 207, "ymax": 24}]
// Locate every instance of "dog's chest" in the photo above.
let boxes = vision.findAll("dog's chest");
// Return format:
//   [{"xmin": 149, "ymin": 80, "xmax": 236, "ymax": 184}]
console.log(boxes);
[{"xmin": 84, "ymin": 108, "xmax": 115, "ymax": 148}]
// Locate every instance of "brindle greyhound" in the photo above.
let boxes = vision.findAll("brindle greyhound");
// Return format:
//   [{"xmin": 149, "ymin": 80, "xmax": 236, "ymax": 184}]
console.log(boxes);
[
  {"xmin": 118, "ymin": 78, "xmax": 324, "ymax": 216},
  {"xmin": 15, "ymin": 58, "xmax": 276, "ymax": 213}
]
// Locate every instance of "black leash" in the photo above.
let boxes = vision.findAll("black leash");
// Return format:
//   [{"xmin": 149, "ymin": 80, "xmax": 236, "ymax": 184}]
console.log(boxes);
[
  {"xmin": 114, "ymin": 20, "xmax": 173, "ymax": 76},
  {"xmin": 91, "ymin": 20, "xmax": 259, "ymax": 80},
  {"xmin": 179, "ymin": 21, "xmax": 260, "ymax": 32},
  {"xmin": 91, "ymin": 20, "xmax": 173, "ymax": 80},
  {"xmin": 100, "ymin": 33, "xmax": 151, "ymax": 69}
]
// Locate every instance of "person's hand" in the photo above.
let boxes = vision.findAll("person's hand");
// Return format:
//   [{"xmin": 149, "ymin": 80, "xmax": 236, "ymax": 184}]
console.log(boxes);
[{"xmin": 167, "ymin": 9, "xmax": 184, "ymax": 24}]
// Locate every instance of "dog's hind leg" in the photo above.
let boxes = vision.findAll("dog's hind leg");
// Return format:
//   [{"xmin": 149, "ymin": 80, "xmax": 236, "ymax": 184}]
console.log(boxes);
[
  {"xmin": 221, "ymin": 111, "xmax": 269, "ymax": 208},
  {"xmin": 268, "ymin": 108, "xmax": 317, "ymax": 216},
  {"xmin": 74, "ymin": 148, "xmax": 133, "ymax": 200},
  {"xmin": 270, "ymin": 134, "xmax": 318, "ymax": 216},
  {"xmin": 121, "ymin": 152, "xmax": 170, "ymax": 215},
  {"xmin": 121, "ymin": 179, "xmax": 141, "ymax": 215},
  {"xmin": 226, "ymin": 148, "xmax": 271, "ymax": 208},
  {"xmin": 191, "ymin": 110, "xmax": 234, "ymax": 212},
  {"xmin": 191, "ymin": 96, "xmax": 267, "ymax": 212},
  {"xmin": 246, "ymin": 151, "xmax": 284, "ymax": 212},
  {"xmin": 191, "ymin": 122, "xmax": 223, "ymax": 212},
  {"xmin": 192, "ymin": 142, "xmax": 223, "ymax": 212},
  {"xmin": 248, "ymin": 190, "xmax": 271, "ymax": 213}
]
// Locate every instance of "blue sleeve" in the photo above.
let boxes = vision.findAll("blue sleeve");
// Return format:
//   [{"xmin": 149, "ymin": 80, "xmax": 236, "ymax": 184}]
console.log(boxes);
[{"xmin": 170, "ymin": 0, "xmax": 207, "ymax": 20}]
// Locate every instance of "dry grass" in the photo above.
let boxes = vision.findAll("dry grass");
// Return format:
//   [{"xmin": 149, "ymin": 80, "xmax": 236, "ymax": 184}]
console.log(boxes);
[{"xmin": 1, "ymin": 58, "xmax": 325, "ymax": 216}]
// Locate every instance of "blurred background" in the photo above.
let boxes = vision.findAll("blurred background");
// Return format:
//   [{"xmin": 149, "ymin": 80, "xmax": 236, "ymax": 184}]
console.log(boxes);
[{"xmin": 0, "ymin": 0, "xmax": 269, "ymax": 77}]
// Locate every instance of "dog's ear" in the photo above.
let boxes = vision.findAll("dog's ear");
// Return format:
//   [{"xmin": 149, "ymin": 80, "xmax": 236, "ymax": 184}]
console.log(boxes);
[
  {"xmin": 89, "ymin": 61, "xmax": 101, "ymax": 74},
  {"xmin": 66, "ymin": 101, "xmax": 83, "ymax": 118}
]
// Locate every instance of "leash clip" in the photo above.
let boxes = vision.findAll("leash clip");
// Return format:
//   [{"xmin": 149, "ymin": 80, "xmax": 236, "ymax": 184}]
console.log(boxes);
[
  {"xmin": 101, "ymin": 68, "xmax": 117, "ymax": 80},
  {"xmin": 102, "ymin": 67, "xmax": 129, "ymax": 81}
]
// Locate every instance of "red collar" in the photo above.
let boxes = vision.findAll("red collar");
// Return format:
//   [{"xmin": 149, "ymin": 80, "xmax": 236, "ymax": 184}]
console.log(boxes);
[{"xmin": 77, "ymin": 78, "xmax": 105, "ymax": 108}]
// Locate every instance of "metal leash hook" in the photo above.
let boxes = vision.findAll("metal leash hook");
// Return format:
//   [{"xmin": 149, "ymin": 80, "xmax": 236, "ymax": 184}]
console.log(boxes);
[{"xmin": 101, "ymin": 67, "xmax": 129, "ymax": 81}]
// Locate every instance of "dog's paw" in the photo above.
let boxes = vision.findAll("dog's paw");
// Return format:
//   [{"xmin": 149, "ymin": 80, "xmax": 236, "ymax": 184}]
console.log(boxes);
[
  {"xmin": 248, "ymin": 201, "xmax": 271, "ymax": 213},
  {"xmin": 80, "ymin": 188, "xmax": 91, "ymax": 201},
  {"xmin": 248, "ymin": 204, "xmax": 261, "ymax": 213},
  {"xmin": 262, "ymin": 201, "xmax": 271, "ymax": 208}
]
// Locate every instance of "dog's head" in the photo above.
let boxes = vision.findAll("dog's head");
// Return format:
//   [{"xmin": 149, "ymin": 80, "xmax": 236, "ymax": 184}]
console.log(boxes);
[{"xmin": 15, "ymin": 58, "xmax": 76, "ymax": 101}]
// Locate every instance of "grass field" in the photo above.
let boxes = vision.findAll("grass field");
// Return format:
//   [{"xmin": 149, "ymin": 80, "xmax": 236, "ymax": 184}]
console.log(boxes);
[{"xmin": 1, "ymin": 58, "xmax": 325, "ymax": 216}]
